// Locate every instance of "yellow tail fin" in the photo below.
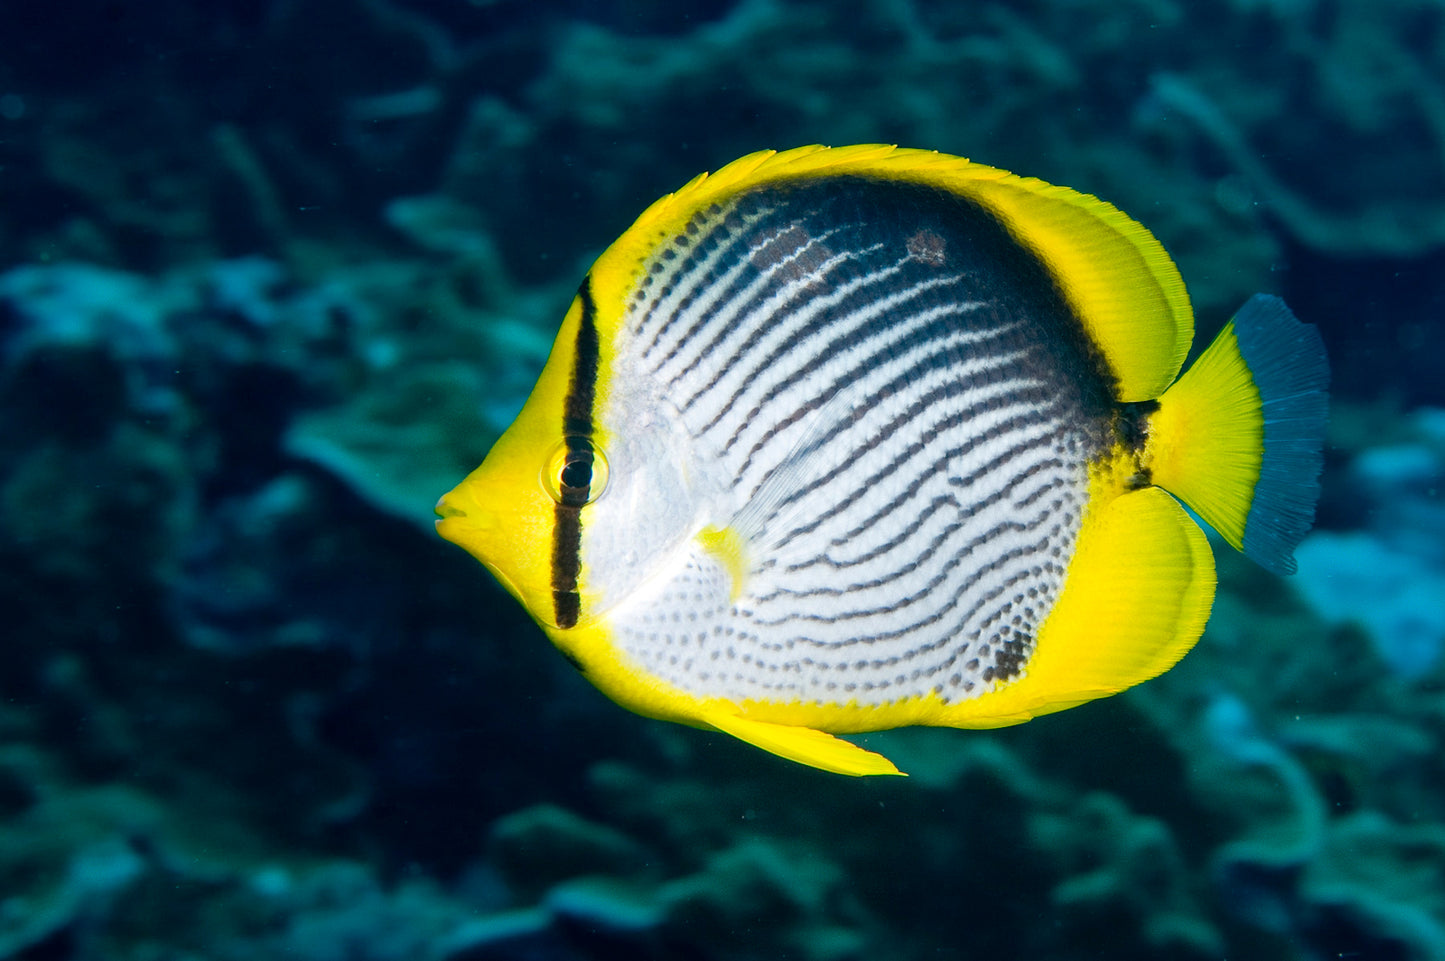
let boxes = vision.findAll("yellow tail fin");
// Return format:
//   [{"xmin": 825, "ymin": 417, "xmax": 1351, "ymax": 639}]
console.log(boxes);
[{"xmin": 1148, "ymin": 295, "xmax": 1328, "ymax": 574}]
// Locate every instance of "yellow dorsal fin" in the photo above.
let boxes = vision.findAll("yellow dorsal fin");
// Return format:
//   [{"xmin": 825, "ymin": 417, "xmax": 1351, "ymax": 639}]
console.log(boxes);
[
  {"xmin": 701, "ymin": 711, "xmax": 905, "ymax": 777},
  {"xmin": 957, "ymin": 174, "xmax": 1192, "ymax": 401},
  {"xmin": 936, "ymin": 485, "xmax": 1216, "ymax": 728},
  {"xmin": 589, "ymin": 144, "xmax": 1192, "ymax": 401}
]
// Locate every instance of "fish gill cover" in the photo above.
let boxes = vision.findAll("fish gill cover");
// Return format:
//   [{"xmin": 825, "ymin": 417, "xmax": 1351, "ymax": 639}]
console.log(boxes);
[{"xmin": 0, "ymin": 1, "xmax": 1443, "ymax": 959}]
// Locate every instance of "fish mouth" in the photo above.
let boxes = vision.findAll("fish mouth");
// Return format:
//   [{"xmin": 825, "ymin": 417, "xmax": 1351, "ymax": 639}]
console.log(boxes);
[
  {"xmin": 433, "ymin": 492, "xmax": 485, "ymax": 543},
  {"xmin": 434, "ymin": 496, "xmax": 467, "ymax": 522}
]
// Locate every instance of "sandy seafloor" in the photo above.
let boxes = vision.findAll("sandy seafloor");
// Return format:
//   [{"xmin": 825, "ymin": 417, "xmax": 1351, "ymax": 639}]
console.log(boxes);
[{"xmin": 3, "ymin": 1, "xmax": 1445, "ymax": 959}]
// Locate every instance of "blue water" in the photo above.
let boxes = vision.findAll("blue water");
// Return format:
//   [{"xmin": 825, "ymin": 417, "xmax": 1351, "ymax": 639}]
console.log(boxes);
[{"xmin": 2, "ymin": 2, "xmax": 1443, "ymax": 959}]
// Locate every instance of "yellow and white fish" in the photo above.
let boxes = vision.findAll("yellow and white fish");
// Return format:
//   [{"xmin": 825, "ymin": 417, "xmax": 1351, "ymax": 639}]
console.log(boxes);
[{"xmin": 436, "ymin": 145, "xmax": 1328, "ymax": 776}]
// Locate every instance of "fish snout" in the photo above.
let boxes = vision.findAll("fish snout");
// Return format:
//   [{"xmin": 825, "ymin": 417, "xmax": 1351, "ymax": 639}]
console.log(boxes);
[{"xmin": 433, "ymin": 488, "xmax": 499, "ymax": 543}]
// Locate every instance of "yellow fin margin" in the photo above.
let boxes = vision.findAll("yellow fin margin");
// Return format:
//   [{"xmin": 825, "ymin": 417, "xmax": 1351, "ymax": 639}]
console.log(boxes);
[
  {"xmin": 930, "ymin": 485, "xmax": 1216, "ymax": 727},
  {"xmin": 586, "ymin": 144, "xmax": 1192, "ymax": 402},
  {"xmin": 961, "ymin": 176, "xmax": 1193, "ymax": 401}
]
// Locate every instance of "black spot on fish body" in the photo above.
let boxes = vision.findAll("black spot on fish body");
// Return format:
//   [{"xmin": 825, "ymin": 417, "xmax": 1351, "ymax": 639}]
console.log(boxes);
[{"xmin": 992, "ymin": 632, "xmax": 1030, "ymax": 681}]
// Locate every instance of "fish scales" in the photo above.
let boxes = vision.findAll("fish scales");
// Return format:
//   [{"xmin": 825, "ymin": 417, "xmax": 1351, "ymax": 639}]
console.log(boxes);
[{"xmin": 436, "ymin": 145, "xmax": 1329, "ymax": 776}]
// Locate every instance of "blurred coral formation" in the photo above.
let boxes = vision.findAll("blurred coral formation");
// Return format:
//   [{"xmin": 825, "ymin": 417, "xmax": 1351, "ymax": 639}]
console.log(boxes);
[{"xmin": 2, "ymin": 0, "xmax": 1444, "ymax": 958}]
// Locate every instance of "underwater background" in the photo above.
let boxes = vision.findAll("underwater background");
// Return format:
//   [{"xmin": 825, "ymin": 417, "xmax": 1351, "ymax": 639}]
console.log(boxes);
[{"xmin": 2, "ymin": 1, "xmax": 1444, "ymax": 958}]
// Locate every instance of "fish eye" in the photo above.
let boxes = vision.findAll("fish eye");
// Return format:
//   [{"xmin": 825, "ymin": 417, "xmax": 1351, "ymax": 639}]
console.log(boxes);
[{"xmin": 542, "ymin": 438, "xmax": 609, "ymax": 506}]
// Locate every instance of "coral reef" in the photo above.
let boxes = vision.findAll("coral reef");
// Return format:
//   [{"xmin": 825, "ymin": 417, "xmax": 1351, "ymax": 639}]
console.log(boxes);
[{"xmin": 1293, "ymin": 408, "xmax": 1445, "ymax": 678}]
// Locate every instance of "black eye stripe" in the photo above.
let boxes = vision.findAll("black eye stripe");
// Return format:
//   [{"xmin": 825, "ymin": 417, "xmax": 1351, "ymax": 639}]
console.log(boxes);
[{"xmin": 553, "ymin": 280, "xmax": 601, "ymax": 629}]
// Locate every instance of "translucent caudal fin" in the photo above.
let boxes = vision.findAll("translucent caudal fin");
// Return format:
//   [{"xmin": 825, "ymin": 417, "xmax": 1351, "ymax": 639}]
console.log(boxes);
[{"xmin": 1148, "ymin": 295, "xmax": 1328, "ymax": 575}]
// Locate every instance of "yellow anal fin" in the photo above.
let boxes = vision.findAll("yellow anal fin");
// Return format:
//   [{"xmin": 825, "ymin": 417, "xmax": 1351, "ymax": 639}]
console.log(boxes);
[
  {"xmin": 937, "ymin": 485, "xmax": 1215, "ymax": 727},
  {"xmin": 702, "ymin": 711, "xmax": 905, "ymax": 777}
]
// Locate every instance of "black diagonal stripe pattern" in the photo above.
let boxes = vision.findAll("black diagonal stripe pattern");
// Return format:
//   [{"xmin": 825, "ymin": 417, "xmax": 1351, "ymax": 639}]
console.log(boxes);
[{"xmin": 606, "ymin": 175, "xmax": 1118, "ymax": 706}]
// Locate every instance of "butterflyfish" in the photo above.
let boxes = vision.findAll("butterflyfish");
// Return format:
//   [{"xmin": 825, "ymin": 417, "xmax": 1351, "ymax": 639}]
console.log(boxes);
[{"xmin": 436, "ymin": 145, "xmax": 1328, "ymax": 777}]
